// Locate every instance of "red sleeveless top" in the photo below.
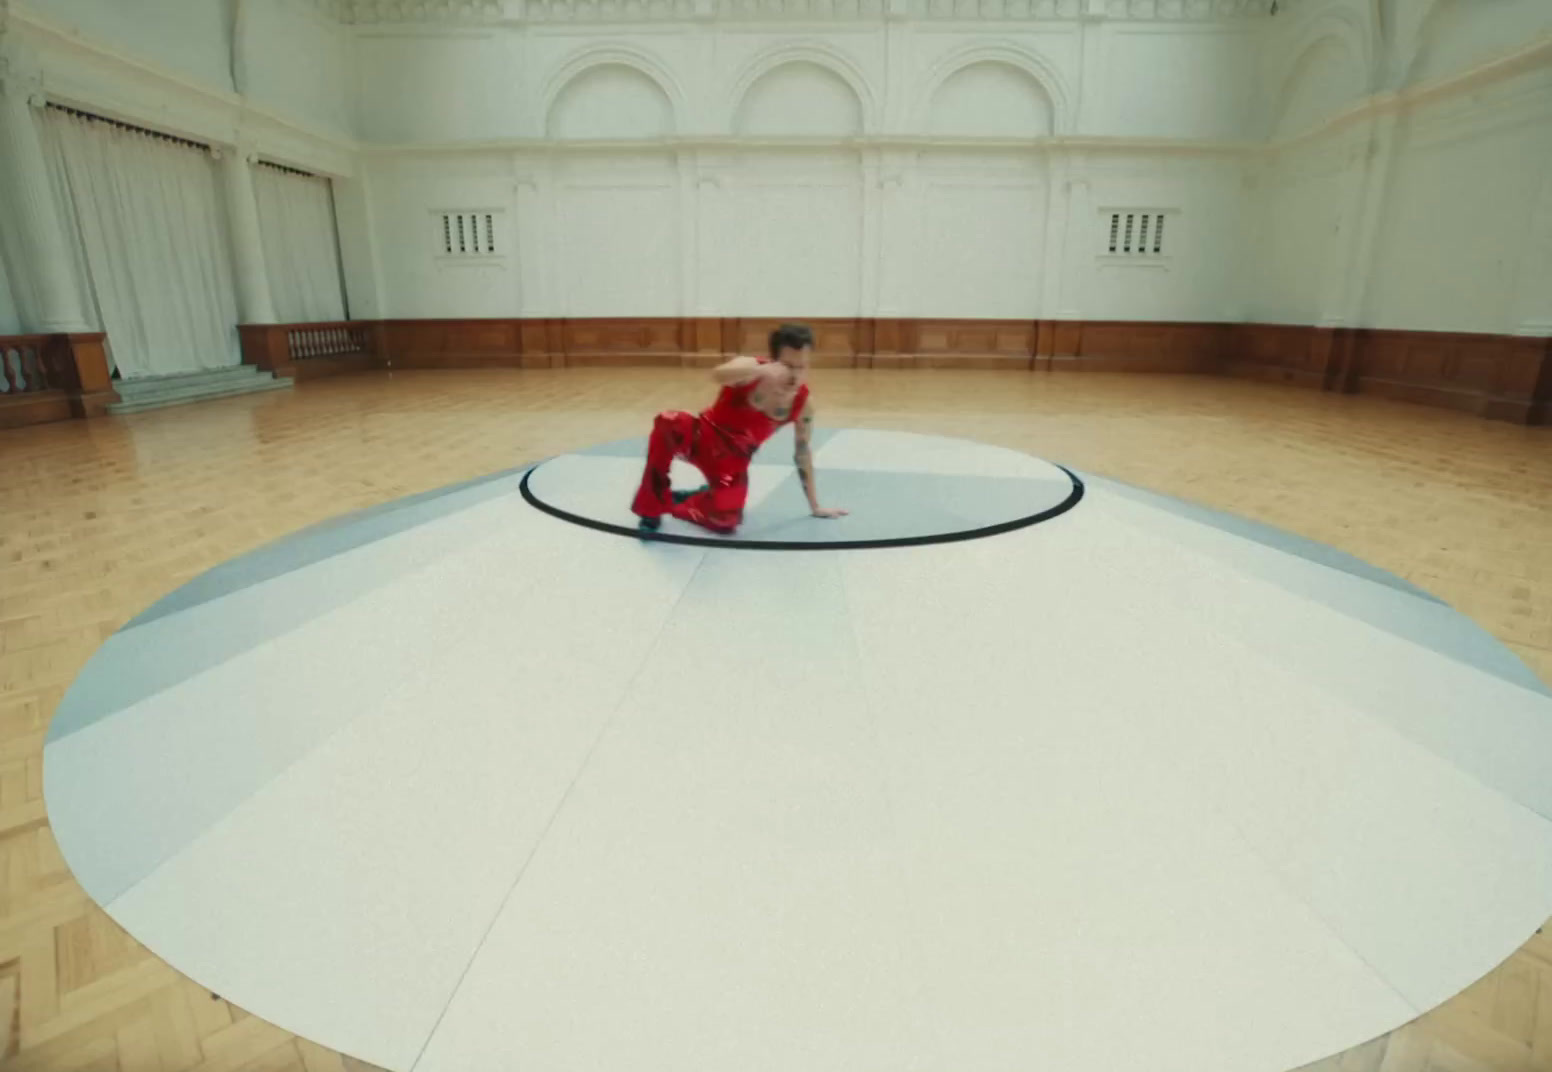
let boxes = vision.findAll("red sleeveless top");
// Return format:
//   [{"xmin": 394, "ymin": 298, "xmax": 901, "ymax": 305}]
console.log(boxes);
[{"xmin": 701, "ymin": 360, "xmax": 810, "ymax": 456}]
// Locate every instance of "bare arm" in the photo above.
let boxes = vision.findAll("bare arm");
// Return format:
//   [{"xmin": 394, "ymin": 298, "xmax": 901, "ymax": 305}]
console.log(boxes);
[
  {"xmin": 710, "ymin": 356, "xmax": 764, "ymax": 386},
  {"xmin": 795, "ymin": 406, "xmax": 819, "ymax": 511},
  {"xmin": 795, "ymin": 406, "xmax": 847, "ymax": 519}
]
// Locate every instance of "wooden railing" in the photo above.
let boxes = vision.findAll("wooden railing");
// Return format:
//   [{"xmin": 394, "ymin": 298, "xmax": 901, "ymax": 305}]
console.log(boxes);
[
  {"xmin": 287, "ymin": 322, "xmax": 372, "ymax": 360},
  {"xmin": 0, "ymin": 332, "xmax": 117, "ymax": 429},
  {"xmin": 239, "ymin": 320, "xmax": 382, "ymax": 380},
  {"xmin": 0, "ymin": 336, "xmax": 53, "ymax": 395}
]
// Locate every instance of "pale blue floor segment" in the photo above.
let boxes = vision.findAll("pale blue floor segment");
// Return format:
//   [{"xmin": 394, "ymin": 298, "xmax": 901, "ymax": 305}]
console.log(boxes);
[
  {"xmin": 1081, "ymin": 476, "xmax": 1548, "ymax": 696},
  {"xmin": 124, "ymin": 465, "xmax": 530, "ymax": 632},
  {"xmin": 529, "ymin": 430, "xmax": 1077, "ymax": 546},
  {"xmin": 741, "ymin": 469, "xmax": 1074, "ymax": 543},
  {"xmin": 42, "ymin": 428, "xmax": 1552, "ymax": 1072},
  {"xmin": 1077, "ymin": 470, "xmax": 1442, "ymax": 603},
  {"xmin": 48, "ymin": 495, "xmax": 532, "ymax": 744},
  {"xmin": 577, "ymin": 424, "xmax": 839, "ymax": 461},
  {"xmin": 45, "ymin": 507, "xmax": 581, "ymax": 905}
]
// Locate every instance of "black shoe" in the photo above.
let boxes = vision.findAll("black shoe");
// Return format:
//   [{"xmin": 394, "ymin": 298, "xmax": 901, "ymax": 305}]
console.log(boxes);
[
  {"xmin": 672, "ymin": 486, "xmax": 707, "ymax": 504},
  {"xmin": 637, "ymin": 516, "xmax": 661, "ymax": 532}
]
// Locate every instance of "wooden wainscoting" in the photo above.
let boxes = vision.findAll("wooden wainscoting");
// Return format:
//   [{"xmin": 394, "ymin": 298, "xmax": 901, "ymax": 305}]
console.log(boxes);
[
  {"xmin": 23, "ymin": 316, "xmax": 1543, "ymax": 428},
  {"xmin": 1223, "ymin": 324, "xmax": 1336, "ymax": 390},
  {"xmin": 1351, "ymin": 329, "xmax": 1551, "ymax": 424},
  {"xmin": 1042, "ymin": 321, "xmax": 1229, "ymax": 374},
  {"xmin": 1223, "ymin": 324, "xmax": 1552, "ymax": 424},
  {"xmin": 728, "ymin": 318, "xmax": 864, "ymax": 369},
  {"xmin": 875, "ymin": 319, "xmax": 1036, "ymax": 370},
  {"xmin": 379, "ymin": 319, "xmax": 521, "ymax": 370}
]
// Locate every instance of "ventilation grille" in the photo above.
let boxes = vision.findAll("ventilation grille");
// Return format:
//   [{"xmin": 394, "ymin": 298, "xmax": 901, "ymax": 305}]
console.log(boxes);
[
  {"xmin": 1103, "ymin": 210, "xmax": 1171, "ymax": 258},
  {"xmin": 438, "ymin": 211, "xmax": 499, "ymax": 257}
]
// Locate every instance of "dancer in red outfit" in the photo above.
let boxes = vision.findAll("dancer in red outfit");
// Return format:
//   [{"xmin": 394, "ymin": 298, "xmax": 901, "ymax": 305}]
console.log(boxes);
[{"xmin": 632, "ymin": 323, "xmax": 848, "ymax": 535}]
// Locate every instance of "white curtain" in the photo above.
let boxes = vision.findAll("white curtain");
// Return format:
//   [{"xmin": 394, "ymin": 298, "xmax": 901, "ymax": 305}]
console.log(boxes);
[
  {"xmin": 0, "ymin": 247, "xmax": 20, "ymax": 335},
  {"xmin": 44, "ymin": 109, "xmax": 241, "ymax": 379},
  {"xmin": 253, "ymin": 163, "xmax": 347, "ymax": 323}
]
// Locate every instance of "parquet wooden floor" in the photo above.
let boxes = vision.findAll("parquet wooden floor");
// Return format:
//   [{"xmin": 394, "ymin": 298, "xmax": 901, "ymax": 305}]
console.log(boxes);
[{"xmin": 1, "ymin": 367, "xmax": 1550, "ymax": 1072}]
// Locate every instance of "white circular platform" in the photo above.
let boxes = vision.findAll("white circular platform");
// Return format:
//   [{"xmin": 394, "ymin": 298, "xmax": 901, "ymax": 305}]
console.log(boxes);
[
  {"xmin": 43, "ymin": 430, "xmax": 1552, "ymax": 1072},
  {"xmin": 522, "ymin": 427, "xmax": 1082, "ymax": 546}
]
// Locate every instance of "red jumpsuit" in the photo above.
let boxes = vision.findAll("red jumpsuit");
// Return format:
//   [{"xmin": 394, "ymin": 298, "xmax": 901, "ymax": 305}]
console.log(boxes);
[{"xmin": 632, "ymin": 363, "xmax": 810, "ymax": 534}]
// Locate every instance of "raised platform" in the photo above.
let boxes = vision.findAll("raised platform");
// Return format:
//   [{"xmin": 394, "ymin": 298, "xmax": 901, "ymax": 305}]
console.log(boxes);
[
  {"xmin": 42, "ymin": 430, "xmax": 1552, "ymax": 1072},
  {"xmin": 107, "ymin": 365, "xmax": 291, "ymax": 414},
  {"xmin": 522, "ymin": 427, "xmax": 1083, "ymax": 548}
]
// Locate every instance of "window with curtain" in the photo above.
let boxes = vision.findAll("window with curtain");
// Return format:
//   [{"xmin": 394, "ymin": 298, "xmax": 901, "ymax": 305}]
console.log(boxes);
[
  {"xmin": 252, "ymin": 163, "xmax": 348, "ymax": 324},
  {"xmin": 43, "ymin": 107, "xmax": 242, "ymax": 380}
]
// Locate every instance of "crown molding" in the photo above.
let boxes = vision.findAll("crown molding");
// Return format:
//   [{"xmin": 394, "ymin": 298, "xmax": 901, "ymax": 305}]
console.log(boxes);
[
  {"xmin": 343, "ymin": 0, "xmax": 504, "ymax": 22},
  {"xmin": 358, "ymin": 132, "xmax": 1259, "ymax": 153},
  {"xmin": 337, "ymin": 0, "xmax": 1267, "ymax": 23},
  {"xmin": 1266, "ymin": 33, "xmax": 1552, "ymax": 154}
]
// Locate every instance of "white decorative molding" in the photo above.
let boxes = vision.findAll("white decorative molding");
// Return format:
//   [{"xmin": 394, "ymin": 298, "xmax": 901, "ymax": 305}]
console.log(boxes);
[
  {"xmin": 1267, "ymin": 34, "xmax": 1552, "ymax": 154},
  {"xmin": 538, "ymin": 44, "xmax": 688, "ymax": 136},
  {"xmin": 344, "ymin": 0, "xmax": 504, "ymax": 23},
  {"xmin": 358, "ymin": 132, "xmax": 1260, "ymax": 155},
  {"xmin": 726, "ymin": 39, "xmax": 880, "ymax": 134},
  {"xmin": 336, "ymin": 0, "xmax": 1266, "ymax": 21},
  {"xmin": 915, "ymin": 40, "xmax": 1075, "ymax": 135}
]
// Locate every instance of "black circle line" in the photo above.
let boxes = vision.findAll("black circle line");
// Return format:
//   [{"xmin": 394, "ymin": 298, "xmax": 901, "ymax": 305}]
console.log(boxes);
[{"xmin": 517, "ymin": 461, "xmax": 1086, "ymax": 551}]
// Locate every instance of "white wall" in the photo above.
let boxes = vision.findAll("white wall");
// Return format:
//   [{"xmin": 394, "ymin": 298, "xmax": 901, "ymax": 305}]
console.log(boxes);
[
  {"xmin": 1247, "ymin": 137, "xmax": 1353, "ymax": 326},
  {"xmin": 912, "ymin": 151, "xmax": 1046, "ymax": 318},
  {"xmin": 18, "ymin": 0, "xmax": 234, "ymax": 93},
  {"xmin": 555, "ymin": 153, "xmax": 681, "ymax": 316},
  {"xmin": 367, "ymin": 154, "xmax": 517, "ymax": 319},
  {"xmin": 1365, "ymin": 67, "xmax": 1552, "ymax": 333},
  {"xmin": 242, "ymin": 1, "xmax": 355, "ymax": 138},
  {"xmin": 357, "ymin": 10, "xmax": 1268, "ymax": 322},
  {"xmin": 722, "ymin": 151, "xmax": 863, "ymax": 316},
  {"xmin": 14, "ymin": 0, "xmax": 354, "ymax": 144},
  {"xmin": 1098, "ymin": 25, "xmax": 1260, "ymax": 139},
  {"xmin": 7, "ymin": 0, "xmax": 1550, "ymax": 336},
  {"xmin": 1248, "ymin": 0, "xmax": 1552, "ymax": 336},
  {"xmin": 1403, "ymin": 0, "xmax": 1552, "ymax": 88}
]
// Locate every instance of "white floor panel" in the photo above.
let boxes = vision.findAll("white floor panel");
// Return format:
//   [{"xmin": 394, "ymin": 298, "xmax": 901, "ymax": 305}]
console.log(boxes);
[
  {"xmin": 44, "ymin": 433, "xmax": 1552, "ymax": 1072},
  {"xmin": 1052, "ymin": 504, "xmax": 1552, "ymax": 1011},
  {"xmin": 814, "ymin": 429, "xmax": 1064, "ymax": 481},
  {"xmin": 1083, "ymin": 490, "xmax": 1552, "ymax": 820},
  {"xmin": 106, "ymin": 528, "xmax": 706, "ymax": 1072},
  {"xmin": 837, "ymin": 531, "xmax": 1421, "ymax": 1072},
  {"xmin": 44, "ymin": 499, "xmax": 554, "ymax": 906},
  {"xmin": 416, "ymin": 550, "xmax": 946, "ymax": 1072},
  {"xmin": 524, "ymin": 452, "xmax": 793, "ymax": 522}
]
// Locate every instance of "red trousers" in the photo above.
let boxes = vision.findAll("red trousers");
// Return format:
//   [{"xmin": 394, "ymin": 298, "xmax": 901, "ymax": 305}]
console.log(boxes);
[{"xmin": 631, "ymin": 411, "xmax": 750, "ymax": 533}]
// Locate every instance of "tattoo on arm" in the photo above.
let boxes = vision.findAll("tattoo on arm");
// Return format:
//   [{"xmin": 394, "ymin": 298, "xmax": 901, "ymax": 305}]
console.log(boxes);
[{"xmin": 795, "ymin": 410, "xmax": 816, "ymax": 500}]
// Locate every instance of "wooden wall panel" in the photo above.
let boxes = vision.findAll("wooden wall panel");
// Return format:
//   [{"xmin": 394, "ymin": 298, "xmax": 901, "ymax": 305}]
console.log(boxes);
[
  {"xmin": 732, "ymin": 318, "xmax": 860, "ymax": 368},
  {"xmin": 0, "ymin": 392, "xmax": 72, "ymax": 430},
  {"xmin": 1222, "ymin": 324, "xmax": 1328, "ymax": 388},
  {"xmin": 235, "ymin": 317, "xmax": 1552, "ymax": 427},
  {"xmin": 1047, "ymin": 322, "xmax": 1227, "ymax": 373},
  {"xmin": 380, "ymin": 319, "xmax": 522, "ymax": 370},
  {"xmin": 560, "ymin": 318, "xmax": 682, "ymax": 368},
  {"xmin": 289, "ymin": 355, "xmax": 377, "ymax": 381},
  {"xmin": 897, "ymin": 319, "xmax": 1035, "ymax": 370},
  {"xmin": 1351, "ymin": 329, "xmax": 1549, "ymax": 421}
]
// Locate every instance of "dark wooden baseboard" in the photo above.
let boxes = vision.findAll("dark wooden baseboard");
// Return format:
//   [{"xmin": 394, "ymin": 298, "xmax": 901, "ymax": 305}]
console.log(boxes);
[
  {"xmin": 1224, "ymin": 324, "xmax": 1551, "ymax": 424},
  {"xmin": 0, "ymin": 390, "xmax": 73, "ymax": 430},
  {"xmin": 11, "ymin": 317, "xmax": 1539, "ymax": 430},
  {"xmin": 368, "ymin": 316, "xmax": 1552, "ymax": 426}
]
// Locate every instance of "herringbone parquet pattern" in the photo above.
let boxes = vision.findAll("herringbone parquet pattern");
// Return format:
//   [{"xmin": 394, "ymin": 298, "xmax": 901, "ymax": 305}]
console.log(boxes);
[{"xmin": 1, "ymin": 367, "xmax": 1550, "ymax": 1071}]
